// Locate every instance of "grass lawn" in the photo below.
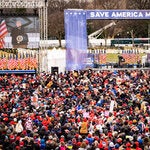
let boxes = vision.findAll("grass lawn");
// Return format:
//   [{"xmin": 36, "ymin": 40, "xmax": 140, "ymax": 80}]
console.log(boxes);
[{"xmin": 100, "ymin": 53, "xmax": 146, "ymax": 64}]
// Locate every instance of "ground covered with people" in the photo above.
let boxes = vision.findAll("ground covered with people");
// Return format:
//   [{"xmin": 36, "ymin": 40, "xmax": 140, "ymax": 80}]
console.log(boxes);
[{"xmin": 0, "ymin": 69, "xmax": 150, "ymax": 150}]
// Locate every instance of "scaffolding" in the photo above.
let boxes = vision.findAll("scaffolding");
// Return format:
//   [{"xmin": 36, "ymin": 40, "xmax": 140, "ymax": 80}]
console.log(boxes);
[{"xmin": 0, "ymin": 0, "xmax": 48, "ymax": 72}]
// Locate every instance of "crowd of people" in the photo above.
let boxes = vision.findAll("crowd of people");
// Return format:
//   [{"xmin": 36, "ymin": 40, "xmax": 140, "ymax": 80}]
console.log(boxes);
[{"xmin": 0, "ymin": 69, "xmax": 150, "ymax": 150}]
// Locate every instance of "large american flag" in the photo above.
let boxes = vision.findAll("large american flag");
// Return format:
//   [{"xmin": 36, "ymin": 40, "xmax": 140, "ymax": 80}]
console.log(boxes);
[{"xmin": 0, "ymin": 20, "xmax": 8, "ymax": 49}]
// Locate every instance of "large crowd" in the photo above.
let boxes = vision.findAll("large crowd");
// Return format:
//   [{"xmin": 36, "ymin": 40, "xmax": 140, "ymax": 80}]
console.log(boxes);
[{"xmin": 0, "ymin": 69, "xmax": 150, "ymax": 150}]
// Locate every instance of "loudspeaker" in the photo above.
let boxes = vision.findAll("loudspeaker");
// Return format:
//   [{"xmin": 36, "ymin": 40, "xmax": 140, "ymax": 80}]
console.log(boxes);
[
  {"xmin": 114, "ymin": 63, "xmax": 119, "ymax": 68},
  {"xmin": 137, "ymin": 64, "xmax": 142, "ymax": 68},
  {"xmin": 51, "ymin": 67, "xmax": 59, "ymax": 74},
  {"xmin": 145, "ymin": 62, "xmax": 150, "ymax": 67}
]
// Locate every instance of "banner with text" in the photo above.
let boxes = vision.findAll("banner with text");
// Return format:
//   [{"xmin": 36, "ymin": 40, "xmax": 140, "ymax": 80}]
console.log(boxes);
[{"xmin": 86, "ymin": 10, "xmax": 150, "ymax": 20}]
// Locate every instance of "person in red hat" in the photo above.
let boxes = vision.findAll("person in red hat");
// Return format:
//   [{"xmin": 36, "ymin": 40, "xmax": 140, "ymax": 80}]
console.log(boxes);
[
  {"xmin": 20, "ymin": 141, "xmax": 24, "ymax": 147},
  {"xmin": 15, "ymin": 146, "xmax": 20, "ymax": 150},
  {"xmin": 126, "ymin": 142, "xmax": 131, "ymax": 150},
  {"xmin": 9, "ymin": 134, "xmax": 15, "ymax": 143}
]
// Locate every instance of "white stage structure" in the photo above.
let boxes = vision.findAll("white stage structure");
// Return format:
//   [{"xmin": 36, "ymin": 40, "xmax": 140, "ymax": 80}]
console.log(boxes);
[
  {"xmin": 47, "ymin": 48, "xmax": 66, "ymax": 73},
  {"xmin": 0, "ymin": 0, "xmax": 48, "ymax": 72}
]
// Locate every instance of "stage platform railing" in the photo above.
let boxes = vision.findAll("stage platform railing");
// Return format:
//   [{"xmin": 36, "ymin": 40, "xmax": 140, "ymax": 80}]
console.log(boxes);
[{"xmin": 0, "ymin": 70, "xmax": 36, "ymax": 74}]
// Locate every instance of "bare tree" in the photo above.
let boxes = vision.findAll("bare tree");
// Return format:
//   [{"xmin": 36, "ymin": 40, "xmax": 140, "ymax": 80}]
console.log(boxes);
[
  {"xmin": 100, "ymin": 0, "xmax": 119, "ymax": 9},
  {"xmin": 125, "ymin": 0, "xmax": 150, "ymax": 38},
  {"xmin": 48, "ymin": 11, "xmax": 64, "ymax": 47},
  {"xmin": 93, "ymin": 0, "xmax": 125, "ymax": 9},
  {"xmin": 47, "ymin": 0, "xmax": 67, "ymax": 47},
  {"xmin": 127, "ymin": 0, "xmax": 150, "ymax": 9},
  {"xmin": 47, "ymin": 0, "xmax": 88, "ymax": 47}
]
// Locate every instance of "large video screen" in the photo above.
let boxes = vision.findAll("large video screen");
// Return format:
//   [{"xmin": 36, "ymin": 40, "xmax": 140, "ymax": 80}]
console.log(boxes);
[{"xmin": 0, "ymin": 16, "xmax": 40, "ymax": 49}]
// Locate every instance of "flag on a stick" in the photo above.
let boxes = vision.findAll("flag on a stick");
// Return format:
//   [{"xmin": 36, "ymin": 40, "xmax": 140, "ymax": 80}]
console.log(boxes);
[{"xmin": 0, "ymin": 20, "xmax": 8, "ymax": 49}]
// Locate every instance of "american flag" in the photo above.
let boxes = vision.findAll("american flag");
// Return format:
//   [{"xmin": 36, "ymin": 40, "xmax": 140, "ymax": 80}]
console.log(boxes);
[
  {"xmin": 0, "ymin": 58, "xmax": 7, "ymax": 69},
  {"xmin": 99, "ymin": 54, "xmax": 107, "ymax": 64},
  {"xmin": 0, "ymin": 20, "xmax": 8, "ymax": 49}
]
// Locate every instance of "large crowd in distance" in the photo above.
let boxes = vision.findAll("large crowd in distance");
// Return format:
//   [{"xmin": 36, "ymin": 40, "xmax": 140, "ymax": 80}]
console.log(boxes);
[{"xmin": 0, "ymin": 69, "xmax": 150, "ymax": 150}]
